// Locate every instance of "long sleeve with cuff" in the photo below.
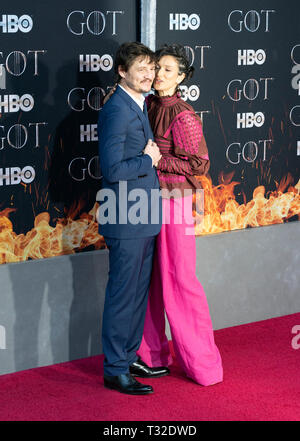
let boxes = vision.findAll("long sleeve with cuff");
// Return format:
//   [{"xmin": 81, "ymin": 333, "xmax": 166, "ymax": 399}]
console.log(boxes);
[{"xmin": 146, "ymin": 93, "xmax": 210, "ymax": 193}]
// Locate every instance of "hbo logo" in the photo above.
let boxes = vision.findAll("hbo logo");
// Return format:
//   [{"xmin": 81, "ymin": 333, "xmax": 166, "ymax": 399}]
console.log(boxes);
[
  {"xmin": 238, "ymin": 49, "xmax": 266, "ymax": 66},
  {"xmin": 179, "ymin": 85, "xmax": 200, "ymax": 102},
  {"xmin": 0, "ymin": 166, "xmax": 35, "ymax": 186},
  {"xmin": 237, "ymin": 112, "xmax": 265, "ymax": 129},
  {"xmin": 0, "ymin": 94, "xmax": 34, "ymax": 113},
  {"xmin": 169, "ymin": 13, "xmax": 200, "ymax": 31},
  {"xmin": 0, "ymin": 15, "xmax": 33, "ymax": 33},
  {"xmin": 79, "ymin": 54, "xmax": 113, "ymax": 72}
]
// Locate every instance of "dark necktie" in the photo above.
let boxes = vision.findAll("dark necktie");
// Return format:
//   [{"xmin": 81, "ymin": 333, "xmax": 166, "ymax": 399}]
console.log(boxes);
[{"xmin": 143, "ymin": 101, "xmax": 148, "ymax": 117}]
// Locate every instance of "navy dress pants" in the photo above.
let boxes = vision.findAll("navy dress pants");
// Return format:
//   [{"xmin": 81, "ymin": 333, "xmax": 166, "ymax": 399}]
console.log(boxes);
[{"xmin": 102, "ymin": 236, "xmax": 156, "ymax": 376}]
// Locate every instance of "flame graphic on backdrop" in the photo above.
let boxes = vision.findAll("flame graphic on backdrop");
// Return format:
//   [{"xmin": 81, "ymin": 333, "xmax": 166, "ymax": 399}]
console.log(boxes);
[
  {"xmin": 0, "ymin": 203, "xmax": 105, "ymax": 264},
  {"xmin": 0, "ymin": 174, "xmax": 299, "ymax": 264},
  {"xmin": 194, "ymin": 174, "xmax": 300, "ymax": 235}
]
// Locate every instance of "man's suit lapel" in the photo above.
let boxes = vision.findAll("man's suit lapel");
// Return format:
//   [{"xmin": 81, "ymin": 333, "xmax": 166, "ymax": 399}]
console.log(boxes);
[
  {"xmin": 130, "ymin": 101, "xmax": 151, "ymax": 140},
  {"xmin": 143, "ymin": 100, "xmax": 153, "ymax": 140},
  {"xmin": 116, "ymin": 86, "xmax": 149, "ymax": 140}
]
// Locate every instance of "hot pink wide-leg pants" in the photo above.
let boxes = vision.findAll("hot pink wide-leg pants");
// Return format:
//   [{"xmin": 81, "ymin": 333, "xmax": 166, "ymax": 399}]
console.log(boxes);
[{"xmin": 137, "ymin": 196, "xmax": 223, "ymax": 386}]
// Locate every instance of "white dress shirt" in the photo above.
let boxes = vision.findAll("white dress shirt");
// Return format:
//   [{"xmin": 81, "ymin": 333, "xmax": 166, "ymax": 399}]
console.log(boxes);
[{"xmin": 118, "ymin": 84, "xmax": 145, "ymax": 111}]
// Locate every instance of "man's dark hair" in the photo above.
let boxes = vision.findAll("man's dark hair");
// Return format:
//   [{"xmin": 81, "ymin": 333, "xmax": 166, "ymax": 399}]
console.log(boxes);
[{"xmin": 114, "ymin": 41, "xmax": 156, "ymax": 83}]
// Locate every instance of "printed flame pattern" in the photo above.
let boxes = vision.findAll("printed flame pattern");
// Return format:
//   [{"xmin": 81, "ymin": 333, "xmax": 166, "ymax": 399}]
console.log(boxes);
[
  {"xmin": 194, "ymin": 174, "xmax": 300, "ymax": 235},
  {"xmin": 0, "ymin": 204, "xmax": 105, "ymax": 264},
  {"xmin": 0, "ymin": 174, "xmax": 299, "ymax": 264}
]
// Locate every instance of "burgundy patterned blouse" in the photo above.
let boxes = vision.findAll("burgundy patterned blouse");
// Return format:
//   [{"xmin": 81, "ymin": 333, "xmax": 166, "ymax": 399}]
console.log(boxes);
[{"xmin": 146, "ymin": 92, "xmax": 210, "ymax": 196}]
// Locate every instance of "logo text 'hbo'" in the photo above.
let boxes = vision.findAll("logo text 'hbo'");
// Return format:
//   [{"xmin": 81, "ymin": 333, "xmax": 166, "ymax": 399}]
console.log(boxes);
[
  {"xmin": 79, "ymin": 54, "xmax": 113, "ymax": 72},
  {"xmin": 0, "ymin": 166, "xmax": 35, "ymax": 186},
  {"xmin": 179, "ymin": 85, "xmax": 200, "ymax": 102},
  {"xmin": 169, "ymin": 14, "xmax": 200, "ymax": 31},
  {"xmin": 238, "ymin": 49, "xmax": 266, "ymax": 66},
  {"xmin": 0, "ymin": 94, "xmax": 34, "ymax": 113},
  {"xmin": 237, "ymin": 112, "xmax": 265, "ymax": 129},
  {"xmin": 0, "ymin": 15, "xmax": 33, "ymax": 33},
  {"xmin": 80, "ymin": 124, "xmax": 98, "ymax": 142}
]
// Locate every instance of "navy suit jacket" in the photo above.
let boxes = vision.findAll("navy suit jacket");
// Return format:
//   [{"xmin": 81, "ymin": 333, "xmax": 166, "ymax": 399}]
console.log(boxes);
[{"xmin": 97, "ymin": 86, "xmax": 162, "ymax": 239}]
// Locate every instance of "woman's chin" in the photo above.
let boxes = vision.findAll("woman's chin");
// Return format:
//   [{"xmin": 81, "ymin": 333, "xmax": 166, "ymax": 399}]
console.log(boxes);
[{"xmin": 154, "ymin": 87, "xmax": 168, "ymax": 95}]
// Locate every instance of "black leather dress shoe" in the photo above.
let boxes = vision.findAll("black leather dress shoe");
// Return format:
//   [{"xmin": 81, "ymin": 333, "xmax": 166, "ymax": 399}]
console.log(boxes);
[
  {"xmin": 103, "ymin": 373, "xmax": 153, "ymax": 395},
  {"xmin": 129, "ymin": 358, "xmax": 170, "ymax": 378}
]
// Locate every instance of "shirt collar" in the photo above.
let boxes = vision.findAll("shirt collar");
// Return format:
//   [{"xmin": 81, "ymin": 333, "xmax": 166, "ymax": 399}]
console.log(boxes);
[{"xmin": 118, "ymin": 84, "xmax": 145, "ymax": 111}]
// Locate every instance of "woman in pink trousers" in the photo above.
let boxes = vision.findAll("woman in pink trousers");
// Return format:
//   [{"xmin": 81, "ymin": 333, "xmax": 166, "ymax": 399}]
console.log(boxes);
[{"xmin": 137, "ymin": 44, "xmax": 223, "ymax": 386}]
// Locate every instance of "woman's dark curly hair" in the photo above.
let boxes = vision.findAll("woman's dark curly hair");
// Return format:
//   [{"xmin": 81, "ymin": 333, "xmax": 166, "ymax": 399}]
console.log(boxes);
[{"xmin": 155, "ymin": 43, "xmax": 194, "ymax": 84}]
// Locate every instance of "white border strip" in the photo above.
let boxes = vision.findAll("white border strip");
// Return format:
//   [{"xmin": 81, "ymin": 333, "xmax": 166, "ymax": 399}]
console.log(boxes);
[
  {"xmin": 0, "ymin": 66, "xmax": 6, "ymax": 89},
  {"xmin": 140, "ymin": 0, "xmax": 156, "ymax": 50}
]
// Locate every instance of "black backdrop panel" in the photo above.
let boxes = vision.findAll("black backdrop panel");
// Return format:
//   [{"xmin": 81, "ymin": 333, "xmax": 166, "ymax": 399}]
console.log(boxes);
[
  {"xmin": 0, "ymin": 1, "xmax": 137, "ymax": 262},
  {"xmin": 1, "ymin": 0, "xmax": 300, "ymax": 263},
  {"xmin": 156, "ymin": 0, "xmax": 300, "ymax": 233}
]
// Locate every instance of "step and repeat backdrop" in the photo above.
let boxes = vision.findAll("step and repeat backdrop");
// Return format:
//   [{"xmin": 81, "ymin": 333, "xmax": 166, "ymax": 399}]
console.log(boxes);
[
  {"xmin": 156, "ymin": 0, "xmax": 300, "ymax": 235},
  {"xmin": 0, "ymin": 0, "xmax": 137, "ymax": 263},
  {"xmin": 0, "ymin": 0, "xmax": 299, "ymax": 263}
]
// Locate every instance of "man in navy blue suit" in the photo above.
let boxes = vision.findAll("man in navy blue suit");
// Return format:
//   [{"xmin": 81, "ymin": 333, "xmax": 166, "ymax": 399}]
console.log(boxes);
[{"xmin": 98, "ymin": 42, "xmax": 169, "ymax": 395}]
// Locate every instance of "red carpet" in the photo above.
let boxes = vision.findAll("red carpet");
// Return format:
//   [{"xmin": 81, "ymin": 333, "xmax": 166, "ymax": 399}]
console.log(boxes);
[{"xmin": 0, "ymin": 313, "xmax": 299, "ymax": 421}]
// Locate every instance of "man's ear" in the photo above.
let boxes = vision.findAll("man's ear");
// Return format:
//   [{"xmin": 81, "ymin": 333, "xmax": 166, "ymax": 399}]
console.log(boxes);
[{"xmin": 118, "ymin": 65, "xmax": 126, "ymax": 79}]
